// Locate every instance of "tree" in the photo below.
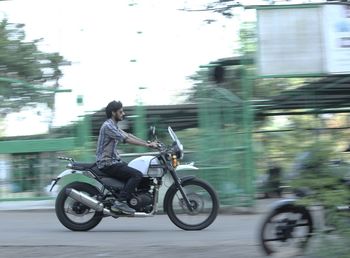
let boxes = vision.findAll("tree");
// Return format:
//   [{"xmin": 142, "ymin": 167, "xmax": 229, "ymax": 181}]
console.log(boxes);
[
  {"xmin": 185, "ymin": 20, "xmax": 302, "ymax": 104},
  {"xmin": 179, "ymin": 0, "xmax": 273, "ymax": 20},
  {"xmin": 0, "ymin": 19, "xmax": 69, "ymax": 114}
]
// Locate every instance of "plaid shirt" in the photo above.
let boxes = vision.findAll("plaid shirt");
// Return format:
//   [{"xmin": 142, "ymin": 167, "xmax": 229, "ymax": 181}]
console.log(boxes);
[{"xmin": 96, "ymin": 119, "xmax": 128, "ymax": 169}]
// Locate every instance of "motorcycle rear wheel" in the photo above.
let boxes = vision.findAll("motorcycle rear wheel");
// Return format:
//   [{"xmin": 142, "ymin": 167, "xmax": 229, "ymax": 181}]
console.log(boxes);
[
  {"xmin": 55, "ymin": 182, "xmax": 103, "ymax": 231},
  {"xmin": 165, "ymin": 178, "xmax": 219, "ymax": 231},
  {"xmin": 260, "ymin": 204, "xmax": 313, "ymax": 256}
]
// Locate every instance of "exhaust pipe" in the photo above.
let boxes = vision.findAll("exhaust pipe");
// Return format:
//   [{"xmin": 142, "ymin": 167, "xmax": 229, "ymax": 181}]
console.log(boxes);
[
  {"xmin": 65, "ymin": 188, "xmax": 155, "ymax": 217},
  {"xmin": 133, "ymin": 212, "xmax": 154, "ymax": 217},
  {"xmin": 66, "ymin": 188, "xmax": 113, "ymax": 216}
]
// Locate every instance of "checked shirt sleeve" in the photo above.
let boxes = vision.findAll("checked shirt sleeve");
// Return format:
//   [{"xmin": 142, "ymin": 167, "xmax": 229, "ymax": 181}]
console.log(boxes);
[{"xmin": 104, "ymin": 121, "xmax": 128, "ymax": 143}]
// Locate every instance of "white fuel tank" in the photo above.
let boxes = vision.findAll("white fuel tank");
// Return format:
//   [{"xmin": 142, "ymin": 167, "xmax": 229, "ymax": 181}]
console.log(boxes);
[{"xmin": 128, "ymin": 156, "xmax": 163, "ymax": 177}]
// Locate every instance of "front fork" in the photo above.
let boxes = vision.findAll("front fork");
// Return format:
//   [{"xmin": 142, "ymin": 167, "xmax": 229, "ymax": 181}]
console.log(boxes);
[
  {"xmin": 151, "ymin": 181, "xmax": 160, "ymax": 214},
  {"xmin": 170, "ymin": 169, "xmax": 194, "ymax": 212}
]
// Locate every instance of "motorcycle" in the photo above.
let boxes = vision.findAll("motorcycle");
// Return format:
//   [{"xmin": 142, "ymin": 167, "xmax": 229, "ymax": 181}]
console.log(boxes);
[
  {"xmin": 49, "ymin": 126, "xmax": 219, "ymax": 231},
  {"xmin": 259, "ymin": 176, "xmax": 350, "ymax": 256}
]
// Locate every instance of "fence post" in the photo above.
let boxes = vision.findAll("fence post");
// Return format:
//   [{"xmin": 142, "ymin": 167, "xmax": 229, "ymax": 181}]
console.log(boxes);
[{"xmin": 242, "ymin": 64, "xmax": 255, "ymax": 206}]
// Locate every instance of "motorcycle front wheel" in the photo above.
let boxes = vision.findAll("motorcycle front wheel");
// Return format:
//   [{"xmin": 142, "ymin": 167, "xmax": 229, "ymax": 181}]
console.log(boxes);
[
  {"xmin": 164, "ymin": 178, "xmax": 219, "ymax": 231},
  {"xmin": 55, "ymin": 182, "xmax": 103, "ymax": 231},
  {"xmin": 260, "ymin": 204, "xmax": 313, "ymax": 256}
]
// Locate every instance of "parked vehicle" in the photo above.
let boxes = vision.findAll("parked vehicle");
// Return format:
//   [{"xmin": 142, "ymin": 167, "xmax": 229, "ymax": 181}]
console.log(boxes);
[{"xmin": 49, "ymin": 126, "xmax": 219, "ymax": 231}]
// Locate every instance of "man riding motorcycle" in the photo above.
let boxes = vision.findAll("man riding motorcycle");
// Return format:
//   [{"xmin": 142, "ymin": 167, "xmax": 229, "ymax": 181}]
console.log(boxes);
[{"xmin": 96, "ymin": 100, "xmax": 158, "ymax": 214}]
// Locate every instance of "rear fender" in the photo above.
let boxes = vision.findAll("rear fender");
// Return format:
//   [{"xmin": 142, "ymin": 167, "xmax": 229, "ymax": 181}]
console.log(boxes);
[{"xmin": 47, "ymin": 169, "xmax": 90, "ymax": 192}]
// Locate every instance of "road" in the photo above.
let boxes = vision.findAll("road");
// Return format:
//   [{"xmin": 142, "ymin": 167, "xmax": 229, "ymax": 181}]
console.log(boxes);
[{"xmin": 0, "ymin": 211, "xmax": 268, "ymax": 258}]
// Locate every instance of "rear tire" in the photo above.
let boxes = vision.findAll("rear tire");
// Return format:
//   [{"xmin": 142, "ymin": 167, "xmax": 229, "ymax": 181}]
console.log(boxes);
[{"xmin": 55, "ymin": 182, "xmax": 103, "ymax": 231}]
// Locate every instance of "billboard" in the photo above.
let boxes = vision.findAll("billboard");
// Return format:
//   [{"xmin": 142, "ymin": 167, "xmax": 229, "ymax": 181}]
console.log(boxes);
[{"xmin": 257, "ymin": 4, "xmax": 350, "ymax": 76}]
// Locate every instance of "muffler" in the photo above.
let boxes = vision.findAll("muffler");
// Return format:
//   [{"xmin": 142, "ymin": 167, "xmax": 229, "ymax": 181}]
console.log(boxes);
[{"xmin": 65, "ymin": 188, "xmax": 112, "ymax": 216}]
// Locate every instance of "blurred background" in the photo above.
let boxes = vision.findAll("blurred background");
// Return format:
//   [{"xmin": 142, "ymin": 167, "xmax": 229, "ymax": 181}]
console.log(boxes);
[
  {"xmin": 0, "ymin": 0, "xmax": 255, "ymax": 203},
  {"xmin": 1, "ymin": 1, "xmax": 350, "ymax": 254}
]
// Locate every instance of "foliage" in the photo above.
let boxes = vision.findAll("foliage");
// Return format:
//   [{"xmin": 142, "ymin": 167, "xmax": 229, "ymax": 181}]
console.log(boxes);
[
  {"xmin": 239, "ymin": 21, "xmax": 256, "ymax": 56},
  {"xmin": 0, "ymin": 19, "xmax": 69, "ymax": 112},
  {"xmin": 180, "ymin": 0, "xmax": 271, "ymax": 20},
  {"xmin": 289, "ymin": 140, "xmax": 350, "ymax": 243},
  {"xmin": 185, "ymin": 19, "xmax": 309, "ymax": 110}
]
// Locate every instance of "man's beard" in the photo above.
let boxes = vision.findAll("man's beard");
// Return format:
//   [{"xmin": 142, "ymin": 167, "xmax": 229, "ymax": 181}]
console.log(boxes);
[{"xmin": 115, "ymin": 115, "xmax": 123, "ymax": 121}]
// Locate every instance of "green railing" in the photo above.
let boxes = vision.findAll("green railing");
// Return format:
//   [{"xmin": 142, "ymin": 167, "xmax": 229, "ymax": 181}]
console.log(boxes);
[{"xmin": 0, "ymin": 67, "xmax": 257, "ymax": 206}]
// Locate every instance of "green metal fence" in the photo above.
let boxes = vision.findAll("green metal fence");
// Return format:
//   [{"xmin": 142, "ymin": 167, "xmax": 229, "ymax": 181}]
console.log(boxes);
[
  {"xmin": 0, "ymin": 117, "xmax": 91, "ymax": 201},
  {"xmin": 194, "ymin": 69, "xmax": 255, "ymax": 207},
  {"xmin": 0, "ymin": 95, "xmax": 257, "ymax": 207}
]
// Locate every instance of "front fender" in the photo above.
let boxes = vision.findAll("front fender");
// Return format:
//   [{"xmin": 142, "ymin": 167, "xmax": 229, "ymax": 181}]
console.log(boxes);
[
  {"xmin": 269, "ymin": 198, "xmax": 297, "ymax": 210},
  {"xmin": 176, "ymin": 162, "xmax": 198, "ymax": 171},
  {"xmin": 163, "ymin": 176, "xmax": 196, "ymax": 212}
]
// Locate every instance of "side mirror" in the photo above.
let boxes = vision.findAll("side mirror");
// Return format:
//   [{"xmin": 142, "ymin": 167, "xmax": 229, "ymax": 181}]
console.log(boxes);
[
  {"xmin": 148, "ymin": 126, "xmax": 156, "ymax": 139},
  {"xmin": 343, "ymin": 145, "xmax": 350, "ymax": 152}
]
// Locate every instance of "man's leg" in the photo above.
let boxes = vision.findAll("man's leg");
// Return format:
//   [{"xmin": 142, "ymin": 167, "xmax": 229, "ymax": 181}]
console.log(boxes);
[
  {"xmin": 117, "ymin": 165, "xmax": 143, "ymax": 201},
  {"xmin": 102, "ymin": 163, "xmax": 143, "ymax": 213}
]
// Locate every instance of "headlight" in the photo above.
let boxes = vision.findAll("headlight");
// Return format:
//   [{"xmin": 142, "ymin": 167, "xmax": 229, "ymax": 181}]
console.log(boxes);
[
  {"xmin": 148, "ymin": 167, "xmax": 164, "ymax": 177},
  {"xmin": 148, "ymin": 158, "xmax": 165, "ymax": 177}
]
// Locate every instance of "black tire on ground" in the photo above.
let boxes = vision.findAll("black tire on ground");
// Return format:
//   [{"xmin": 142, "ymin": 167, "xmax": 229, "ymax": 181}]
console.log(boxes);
[
  {"xmin": 260, "ymin": 204, "xmax": 313, "ymax": 256},
  {"xmin": 165, "ymin": 178, "xmax": 219, "ymax": 231},
  {"xmin": 55, "ymin": 182, "xmax": 103, "ymax": 231}
]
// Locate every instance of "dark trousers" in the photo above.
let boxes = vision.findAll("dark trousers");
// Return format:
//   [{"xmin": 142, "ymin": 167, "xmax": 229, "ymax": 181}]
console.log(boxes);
[{"xmin": 101, "ymin": 162, "xmax": 143, "ymax": 201}]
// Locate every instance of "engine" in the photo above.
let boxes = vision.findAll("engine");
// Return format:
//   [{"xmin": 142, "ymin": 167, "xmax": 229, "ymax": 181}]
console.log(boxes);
[{"xmin": 128, "ymin": 191, "xmax": 153, "ymax": 212}]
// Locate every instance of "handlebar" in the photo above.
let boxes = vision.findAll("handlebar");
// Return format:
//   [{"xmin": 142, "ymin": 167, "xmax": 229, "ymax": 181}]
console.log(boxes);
[
  {"xmin": 148, "ymin": 140, "xmax": 166, "ymax": 151},
  {"xmin": 57, "ymin": 156, "xmax": 75, "ymax": 162}
]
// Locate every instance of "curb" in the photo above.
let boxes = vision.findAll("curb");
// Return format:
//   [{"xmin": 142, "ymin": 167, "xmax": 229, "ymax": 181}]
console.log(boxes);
[
  {"xmin": 0, "ymin": 200, "xmax": 55, "ymax": 212},
  {"xmin": 0, "ymin": 198, "xmax": 279, "ymax": 213}
]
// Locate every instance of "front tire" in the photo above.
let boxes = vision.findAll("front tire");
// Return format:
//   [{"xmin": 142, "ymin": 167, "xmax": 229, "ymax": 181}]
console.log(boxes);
[
  {"xmin": 260, "ymin": 204, "xmax": 313, "ymax": 256},
  {"xmin": 55, "ymin": 182, "xmax": 103, "ymax": 231},
  {"xmin": 165, "ymin": 178, "xmax": 219, "ymax": 231}
]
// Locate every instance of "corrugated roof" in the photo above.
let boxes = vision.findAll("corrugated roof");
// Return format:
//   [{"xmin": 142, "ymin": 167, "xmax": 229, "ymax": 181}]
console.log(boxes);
[{"xmin": 255, "ymin": 75, "xmax": 350, "ymax": 116}]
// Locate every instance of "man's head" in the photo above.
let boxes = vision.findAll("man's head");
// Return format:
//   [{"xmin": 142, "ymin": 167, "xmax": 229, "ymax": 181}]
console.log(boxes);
[{"xmin": 105, "ymin": 100, "xmax": 124, "ymax": 121}]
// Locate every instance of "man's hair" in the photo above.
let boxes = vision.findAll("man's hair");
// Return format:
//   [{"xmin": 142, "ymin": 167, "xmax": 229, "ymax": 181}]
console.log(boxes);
[{"xmin": 105, "ymin": 100, "xmax": 123, "ymax": 118}]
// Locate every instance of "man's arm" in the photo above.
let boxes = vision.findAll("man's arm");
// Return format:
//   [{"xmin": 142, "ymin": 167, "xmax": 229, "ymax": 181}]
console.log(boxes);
[
  {"xmin": 124, "ymin": 132, "xmax": 157, "ymax": 148},
  {"xmin": 127, "ymin": 133, "xmax": 147, "ymax": 143}
]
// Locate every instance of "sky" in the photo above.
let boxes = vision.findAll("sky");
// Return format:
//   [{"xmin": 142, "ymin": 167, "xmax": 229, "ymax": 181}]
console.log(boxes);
[{"xmin": 0, "ymin": 0, "xmax": 257, "ymax": 136}]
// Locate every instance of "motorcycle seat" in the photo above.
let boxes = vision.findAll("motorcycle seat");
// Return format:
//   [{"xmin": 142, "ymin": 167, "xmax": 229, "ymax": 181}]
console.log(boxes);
[
  {"xmin": 294, "ymin": 187, "xmax": 313, "ymax": 197},
  {"xmin": 70, "ymin": 162, "xmax": 96, "ymax": 171},
  {"xmin": 70, "ymin": 162, "xmax": 125, "ymax": 188},
  {"xmin": 69, "ymin": 162, "xmax": 108, "ymax": 177}
]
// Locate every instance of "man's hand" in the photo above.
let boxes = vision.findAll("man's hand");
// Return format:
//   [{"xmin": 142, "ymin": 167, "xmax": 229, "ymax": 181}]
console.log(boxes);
[{"xmin": 147, "ymin": 141, "xmax": 159, "ymax": 149}]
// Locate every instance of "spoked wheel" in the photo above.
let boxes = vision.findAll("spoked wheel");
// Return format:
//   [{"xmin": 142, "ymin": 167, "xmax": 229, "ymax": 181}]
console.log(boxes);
[
  {"xmin": 165, "ymin": 178, "xmax": 219, "ymax": 231},
  {"xmin": 55, "ymin": 182, "xmax": 103, "ymax": 231},
  {"xmin": 260, "ymin": 204, "xmax": 313, "ymax": 256}
]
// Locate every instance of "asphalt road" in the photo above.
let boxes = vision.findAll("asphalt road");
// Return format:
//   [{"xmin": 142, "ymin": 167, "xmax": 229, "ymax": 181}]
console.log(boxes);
[{"xmin": 0, "ymin": 211, "xmax": 269, "ymax": 258}]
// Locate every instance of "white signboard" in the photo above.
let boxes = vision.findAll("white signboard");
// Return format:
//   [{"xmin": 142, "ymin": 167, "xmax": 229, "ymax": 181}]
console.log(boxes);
[
  {"xmin": 323, "ymin": 4, "xmax": 350, "ymax": 73},
  {"xmin": 257, "ymin": 4, "xmax": 350, "ymax": 76}
]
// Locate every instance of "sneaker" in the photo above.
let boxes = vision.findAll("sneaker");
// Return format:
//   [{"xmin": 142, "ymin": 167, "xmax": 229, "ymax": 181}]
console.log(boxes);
[{"xmin": 111, "ymin": 200, "xmax": 135, "ymax": 214}]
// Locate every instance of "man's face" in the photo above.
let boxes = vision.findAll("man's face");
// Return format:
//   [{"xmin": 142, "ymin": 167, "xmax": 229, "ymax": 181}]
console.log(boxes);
[{"xmin": 112, "ymin": 108, "xmax": 125, "ymax": 121}]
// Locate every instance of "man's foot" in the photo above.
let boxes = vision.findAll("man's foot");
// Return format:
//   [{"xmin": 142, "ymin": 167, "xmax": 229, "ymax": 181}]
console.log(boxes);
[{"xmin": 111, "ymin": 200, "xmax": 135, "ymax": 214}]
